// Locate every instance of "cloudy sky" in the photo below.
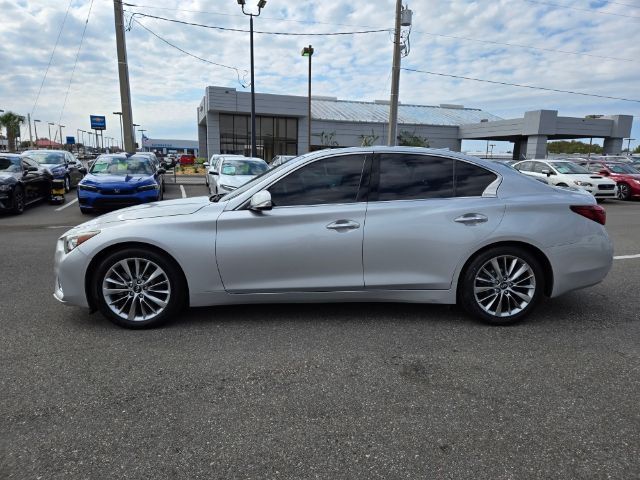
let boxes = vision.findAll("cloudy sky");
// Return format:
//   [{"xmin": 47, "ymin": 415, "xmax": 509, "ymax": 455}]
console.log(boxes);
[{"xmin": 1, "ymin": 0, "xmax": 639, "ymax": 152}]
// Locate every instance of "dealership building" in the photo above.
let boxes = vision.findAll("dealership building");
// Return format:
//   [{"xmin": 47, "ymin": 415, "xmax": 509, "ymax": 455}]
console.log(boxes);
[
  {"xmin": 141, "ymin": 137, "xmax": 199, "ymax": 156},
  {"xmin": 197, "ymin": 86, "xmax": 633, "ymax": 161}
]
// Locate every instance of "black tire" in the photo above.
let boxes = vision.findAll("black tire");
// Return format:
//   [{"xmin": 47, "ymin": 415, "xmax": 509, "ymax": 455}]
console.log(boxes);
[
  {"xmin": 92, "ymin": 247, "xmax": 186, "ymax": 329},
  {"xmin": 157, "ymin": 187, "xmax": 164, "ymax": 201},
  {"xmin": 80, "ymin": 207, "xmax": 92, "ymax": 214},
  {"xmin": 64, "ymin": 175, "xmax": 71, "ymax": 193},
  {"xmin": 617, "ymin": 183, "xmax": 630, "ymax": 201},
  {"xmin": 12, "ymin": 186, "xmax": 25, "ymax": 214},
  {"xmin": 459, "ymin": 246, "xmax": 545, "ymax": 326}
]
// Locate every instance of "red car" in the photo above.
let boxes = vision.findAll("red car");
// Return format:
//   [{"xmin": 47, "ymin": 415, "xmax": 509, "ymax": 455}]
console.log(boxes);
[
  {"xmin": 578, "ymin": 160, "xmax": 640, "ymax": 200},
  {"xmin": 179, "ymin": 154, "xmax": 196, "ymax": 165}
]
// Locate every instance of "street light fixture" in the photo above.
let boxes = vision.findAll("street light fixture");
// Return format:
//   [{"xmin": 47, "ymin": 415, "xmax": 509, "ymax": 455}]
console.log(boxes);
[
  {"xmin": 239, "ymin": 0, "xmax": 267, "ymax": 158},
  {"xmin": 301, "ymin": 45, "xmax": 314, "ymax": 153},
  {"xmin": 113, "ymin": 111, "xmax": 124, "ymax": 150}
]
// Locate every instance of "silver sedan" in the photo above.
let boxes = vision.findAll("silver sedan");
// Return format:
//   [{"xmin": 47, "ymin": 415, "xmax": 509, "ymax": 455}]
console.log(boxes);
[{"xmin": 53, "ymin": 147, "xmax": 613, "ymax": 329}]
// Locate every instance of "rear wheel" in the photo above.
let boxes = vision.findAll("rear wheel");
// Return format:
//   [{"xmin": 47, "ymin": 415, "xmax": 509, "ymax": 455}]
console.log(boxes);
[
  {"xmin": 459, "ymin": 246, "xmax": 544, "ymax": 326},
  {"xmin": 617, "ymin": 183, "xmax": 630, "ymax": 200},
  {"xmin": 12, "ymin": 186, "xmax": 25, "ymax": 214},
  {"xmin": 93, "ymin": 248, "xmax": 186, "ymax": 328}
]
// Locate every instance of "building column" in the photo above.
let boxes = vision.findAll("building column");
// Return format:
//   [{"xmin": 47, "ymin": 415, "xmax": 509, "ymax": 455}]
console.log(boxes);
[
  {"xmin": 198, "ymin": 124, "xmax": 207, "ymax": 160},
  {"xmin": 513, "ymin": 138, "xmax": 528, "ymax": 160},
  {"xmin": 525, "ymin": 135, "xmax": 547, "ymax": 159},
  {"xmin": 603, "ymin": 137, "xmax": 623, "ymax": 155}
]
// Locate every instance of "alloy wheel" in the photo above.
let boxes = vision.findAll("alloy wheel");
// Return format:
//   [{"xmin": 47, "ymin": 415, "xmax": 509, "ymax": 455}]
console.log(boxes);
[
  {"xmin": 101, "ymin": 258, "xmax": 171, "ymax": 322},
  {"xmin": 64, "ymin": 176, "xmax": 71, "ymax": 192},
  {"xmin": 473, "ymin": 255, "xmax": 536, "ymax": 318},
  {"xmin": 617, "ymin": 183, "xmax": 630, "ymax": 200},
  {"xmin": 13, "ymin": 189, "xmax": 25, "ymax": 213}
]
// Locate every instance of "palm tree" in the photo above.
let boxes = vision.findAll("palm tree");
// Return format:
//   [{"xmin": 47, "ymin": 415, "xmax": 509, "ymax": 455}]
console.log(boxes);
[{"xmin": 0, "ymin": 111, "xmax": 25, "ymax": 152}]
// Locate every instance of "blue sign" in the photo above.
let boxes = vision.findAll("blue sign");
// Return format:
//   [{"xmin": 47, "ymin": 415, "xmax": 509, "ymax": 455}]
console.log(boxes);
[
  {"xmin": 66, "ymin": 136, "xmax": 75, "ymax": 145},
  {"xmin": 90, "ymin": 115, "xmax": 106, "ymax": 130}
]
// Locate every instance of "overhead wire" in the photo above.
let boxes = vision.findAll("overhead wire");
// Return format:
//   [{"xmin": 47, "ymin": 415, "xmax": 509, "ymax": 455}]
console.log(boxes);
[
  {"xmin": 128, "ymin": 17, "xmax": 250, "ymax": 87},
  {"xmin": 401, "ymin": 67, "xmax": 640, "ymax": 103},
  {"xmin": 59, "ymin": 0, "xmax": 95, "ymax": 125},
  {"xmin": 31, "ymin": 0, "xmax": 74, "ymax": 117}
]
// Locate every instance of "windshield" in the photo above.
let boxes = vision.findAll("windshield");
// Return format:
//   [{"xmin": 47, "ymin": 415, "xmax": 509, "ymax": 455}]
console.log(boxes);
[
  {"xmin": 221, "ymin": 159, "xmax": 268, "ymax": 176},
  {"xmin": 0, "ymin": 157, "xmax": 21, "ymax": 172},
  {"xmin": 606, "ymin": 163, "xmax": 639, "ymax": 174},
  {"xmin": 27, "ymin": 152, "xmax": 66, "ymax": 165},
  {"xmin": 550, "ymin": 162, "xmax": 589, "ymax": 174},
  {"xmin": 90, "ymin": 156, "xmax": 154, "ymax": 175}
]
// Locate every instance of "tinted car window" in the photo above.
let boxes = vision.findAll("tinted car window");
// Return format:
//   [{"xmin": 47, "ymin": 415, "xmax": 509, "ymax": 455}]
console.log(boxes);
[
  {"xmin": 269, "ymin": 154, "xmax": 366, "ymax": 206},
  {"xmin": 515, "ymin": 161, "xmax": 532, "ymax": 171},
  {"xmin": 455, "ymin": 161, "xmax": 497, "ymax": 197},
  {"xmin": 378, "ymin": 154, "xmax": 454, "ymax": 201},
  {"xmin": 22, "ymin": 157, "xmax": 39, "ymax": 169}
]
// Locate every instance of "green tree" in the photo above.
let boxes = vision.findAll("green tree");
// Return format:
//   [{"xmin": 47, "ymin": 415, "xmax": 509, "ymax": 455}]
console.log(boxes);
[
  {"xmin": 397, "ymin": 130, "xmax": 429, "ymax": 147},
  {"xmin": 633, "ymin": 145, "xmax": 640, "ymax": 154},
  {"xmin": 0, "ymin": 111, "xmax": 24, "ymax": 152},
  {"xmin": 547, "ymin": 140, "xmax": 602, "ymax": 155}
]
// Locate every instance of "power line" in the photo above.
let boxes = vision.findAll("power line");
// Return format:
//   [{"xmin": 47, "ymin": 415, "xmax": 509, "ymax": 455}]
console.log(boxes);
[
  {"xmin": 121, "ymin": 2, "xmax": 634, "ymax": 63},
  {"xmin": 59, "ymin": 0, "xmax": 95, "ymax": 125},
  {"xmin": 31, "ymin": 0, "xmax": 73, "ymax": 117},
  {"xmin": 520, "ymin": 0, "xmax": 640, "ymax": 19},
  {"xmin": 125, "ymin": 11, "xmax": 391, "ymax": 36},
  {"xmin": 411, "ymin": 29, "xmax": 633, "ymax": 63},
  {"xmin": 401, "ymin": 67, "xmax": 640, "ymax": 103},
  {"xmin": 130, "ymin": 18, "xmax": 249, "ymax": 87}
]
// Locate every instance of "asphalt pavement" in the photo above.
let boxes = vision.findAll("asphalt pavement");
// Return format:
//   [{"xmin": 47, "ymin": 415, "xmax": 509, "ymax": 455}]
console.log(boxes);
[{"xmin": 1, "ymin": 185, "xmax": 639, "ymax": 479}]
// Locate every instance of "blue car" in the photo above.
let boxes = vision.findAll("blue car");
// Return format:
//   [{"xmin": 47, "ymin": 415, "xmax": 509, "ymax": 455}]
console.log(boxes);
[
  {"xmin": 77, "ymin": 154, "xmax": 164, "ymax": 214},
  {"xmin": 22, "ymin": 150, "xmax": 85, "ymax": 192}
]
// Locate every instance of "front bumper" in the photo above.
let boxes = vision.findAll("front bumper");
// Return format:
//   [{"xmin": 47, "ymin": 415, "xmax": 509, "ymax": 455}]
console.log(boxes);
[
  {"xmin": 78, "ymin": 189, "xmax": 160, "ymax": 210},
  {"xmin": 0, "ymin": 191, "xmax": 12, "ymax": 210},
  {"xmin": 579, "ymin": 184, "xmax": 617, "ymax": 198},
  {"xmin": 53, "ymin": 237, "xmax": 91, "ymax": 308}
]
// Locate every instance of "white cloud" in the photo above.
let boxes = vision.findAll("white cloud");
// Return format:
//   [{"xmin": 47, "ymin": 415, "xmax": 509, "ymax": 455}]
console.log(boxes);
[{"xmin": 1, "ymin": 0, "xmax": 638, "ymax": 150}]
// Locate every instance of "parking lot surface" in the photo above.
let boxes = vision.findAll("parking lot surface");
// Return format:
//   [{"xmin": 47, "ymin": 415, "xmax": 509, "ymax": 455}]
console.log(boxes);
[{"xmin": 1, "ymin": 184, "xmax": 639, "ymax": 479}]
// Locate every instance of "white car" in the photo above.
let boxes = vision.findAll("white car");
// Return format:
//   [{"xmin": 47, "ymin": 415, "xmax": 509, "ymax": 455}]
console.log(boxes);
[
  {"xmin": 204, "ymin": 154, "xmax": 244, "ymax": 187},
  {"xmin": 513, "ymin": 159, "xmax": 617, "ymax": 200},
  {"xmin": 270, "ymin": 155, "xmax": 296, "ymax": 168},
  {"xmin": 206, "ymin": 156, "xmax": 268, "ymax": 196}
]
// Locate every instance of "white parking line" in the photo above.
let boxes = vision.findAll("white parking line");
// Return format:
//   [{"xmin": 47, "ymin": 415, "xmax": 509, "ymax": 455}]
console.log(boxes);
[
  {"xmin": 55, "ymin": 198, "xmax": 78, "ymax": 211},
  {"xmin": 180, "ymin": 185, "xmax": 187, "ymax": 198},
  {"xmin": 614, "ymin": 254, "xmax": 640, "ymax": 260}
]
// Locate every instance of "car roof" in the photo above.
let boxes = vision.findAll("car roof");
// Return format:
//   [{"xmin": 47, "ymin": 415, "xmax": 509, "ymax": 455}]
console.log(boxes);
[{"xmin": 0, "ymin": 153, "xmax": 22, "ymax": 158}]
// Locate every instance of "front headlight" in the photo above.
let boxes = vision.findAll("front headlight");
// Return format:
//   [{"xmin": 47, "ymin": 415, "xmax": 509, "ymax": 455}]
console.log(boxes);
[
  {"xmin": 633, "ymin": 179, "xmax": 640, "ymax": 185},
  {"xmin": 0, "ymin": 184, "xmax": 11, "ymax": 192},
  {"xmin": 574, "ymin": 181, "xmax": 593, "ymax": 187},
  {"xmin": 63, "ymin": 230, "xmax": 100, "ymax": 254},
  {"xmin": 78, "ymin": 184, "xmax": 98, "ymax": 192},
  {"xmin": 137, "ymin": 183, "xmax": 159, "ymax": 191},
  {"xmin": 219, "ymin": 184, "xmax": 236, "ymax": 191}
]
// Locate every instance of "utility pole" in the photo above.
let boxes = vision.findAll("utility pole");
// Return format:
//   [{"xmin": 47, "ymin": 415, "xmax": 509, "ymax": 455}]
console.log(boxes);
[
  {"xmin": 113, "ymin": 0, "xmax": 135, "ymax": 153},
  {"xmin": 27, "ymin": 113, "xmax": 33, "ymax": 147},
  {"xmin": 387, "ymin": 1, "xmax": 411, "ymax": 146}
]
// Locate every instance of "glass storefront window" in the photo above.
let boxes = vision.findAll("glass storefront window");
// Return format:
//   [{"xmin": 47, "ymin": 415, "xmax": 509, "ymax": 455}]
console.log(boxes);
[{"xmin": 219, "ymin": 114, "xmax": 298, "ymax": 161}]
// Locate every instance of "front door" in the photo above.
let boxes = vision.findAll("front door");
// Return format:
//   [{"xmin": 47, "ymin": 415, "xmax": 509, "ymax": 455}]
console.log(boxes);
[{"xmin": 216, "ymin": 154, "xmax": 370, "ymax": 293}]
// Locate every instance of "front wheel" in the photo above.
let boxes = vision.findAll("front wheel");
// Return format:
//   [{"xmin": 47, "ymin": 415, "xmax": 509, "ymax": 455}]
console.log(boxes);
[
  {"xmin": 93, "ymin": 248, "xmax": 186, "ymax": 328},
  {"xmin": 459, "ymin": 247, "xmax": 544, "ymax": 326},
  {"xmin": 12, "ymin": 186, "xmax": 25, "ymax": 214},
  {"xmin": 64, "ymin": 175, "xmax": 71, "ymax": 193}
]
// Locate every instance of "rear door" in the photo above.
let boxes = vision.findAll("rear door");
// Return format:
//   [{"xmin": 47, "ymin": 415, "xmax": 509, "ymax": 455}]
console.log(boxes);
[{"xmin": 363, "ymin": 153, "xmax": 505, "ymax": 290}]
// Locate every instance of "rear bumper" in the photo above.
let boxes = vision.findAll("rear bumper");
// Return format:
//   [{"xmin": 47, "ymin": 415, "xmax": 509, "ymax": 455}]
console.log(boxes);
[{"xmin": 547, "ymin": 231, "xmax": 613, "ymax": 297}]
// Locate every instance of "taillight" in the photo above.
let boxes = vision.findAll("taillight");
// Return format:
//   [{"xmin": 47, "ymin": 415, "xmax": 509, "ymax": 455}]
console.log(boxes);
[{"xmin": 570, "ymin": 205, "xmax": 606, "ymax": 225}]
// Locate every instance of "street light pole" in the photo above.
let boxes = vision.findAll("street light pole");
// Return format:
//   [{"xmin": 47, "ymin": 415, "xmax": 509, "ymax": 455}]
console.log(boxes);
[
  {"xmin": 48, "ymin": 122, "xmax": 54, "ymax": 148},
  {"xmin": 59, "ymin": 124, "xmax": 65, "ymax": 150},
  {"xmin": 625, "ymin": 137, "xmax": 635, "ymax": 154},
  {"xmin": 301, "ymin": 45, "xmax": 314, "ymax": 153},
  {"xmin": 113, "ymin": 111, "xmax": 124, "ymax": 150},
  {"xmin": 139, "ymin": 129, "xmax": 146, "ymax": 151},
  {"xmin": 239, "ymin": 0, "xmax": 267, "ymax": 158},
  {"xmin": 113, "ymin": 0, "xmax": 135, "ymax": 153},
  {"xmin": 133, "ymin": 124, "xmax": 140, "ymax": 150},
  {"xmin": 34, "ymin": 119, "xmax": 41, "ymax": 147}
]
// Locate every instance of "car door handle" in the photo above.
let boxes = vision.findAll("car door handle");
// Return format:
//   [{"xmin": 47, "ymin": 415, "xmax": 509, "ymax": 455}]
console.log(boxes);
[
  {"xmin": 454, "ymin": 213, "xmax": 488, "ymax": 225},
  {"xmin": 326, "ymin": 220, "xmax": 360, "ymax": 230}
]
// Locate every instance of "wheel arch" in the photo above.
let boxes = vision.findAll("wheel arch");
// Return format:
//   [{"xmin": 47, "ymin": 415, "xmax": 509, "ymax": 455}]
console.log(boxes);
[
  {"xmin": 84, "ymin": 241, "xmax": 190, "ymax": 313},
  {"xmin": 456, "ymin": 241, "xmax": 554, "ymax": 299}
]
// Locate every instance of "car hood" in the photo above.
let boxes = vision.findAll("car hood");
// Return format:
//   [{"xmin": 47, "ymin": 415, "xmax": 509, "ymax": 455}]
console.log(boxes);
[
  {"xmin": 82, "ymin": 173, "xmax": 154, "ymax": 185},
  {"xmin": 565, "ymin": 173, "xmax": 615, "ymax": 184},
  {"xmin": 219, "ymin": 174, "xmax": 257, "ymax": 188},
  {"xmin": 68, "ymin": 197, "xmax": 211, "ymax": 232}
]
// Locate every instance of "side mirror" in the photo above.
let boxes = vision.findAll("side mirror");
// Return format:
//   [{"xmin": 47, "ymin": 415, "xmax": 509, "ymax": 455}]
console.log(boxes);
[
  {"xmin": 157, "ymin": 168, "xmax": 166, "ymax": 174},
  {"xmin": 79, "ymin": 167, "xmax": 88, "ymax": 175},
  {"xmin": 540, "ymin": 169, "xmax": 552, "ymax": 176},
  {"xmin": 249, "ymin": 190, "xmax": 272, "ymax": 211},
  {"xmin": 25, "ymin": 166, "xmax": 38, "ymax": 173}
]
